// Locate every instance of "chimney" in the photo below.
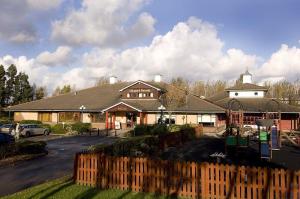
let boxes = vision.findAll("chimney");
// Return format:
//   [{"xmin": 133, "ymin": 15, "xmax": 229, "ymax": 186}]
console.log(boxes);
[
  {"xmin": 154, "ymin": 74, "xmax": 162, "ymax": 83},
  {"xmin": 109, "ymin": 76, "xmax": 117, "ymax": 84}
]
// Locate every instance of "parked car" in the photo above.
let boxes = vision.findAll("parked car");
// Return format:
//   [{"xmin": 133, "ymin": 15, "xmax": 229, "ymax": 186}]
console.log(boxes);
[
  {"xmin": 0, "ymin": 132, "xmax": 15, "ymax": 145},
  {"xmin": 0, "ymin": 124, "xmax": 14, "ymax": 134},
  {"xmin": 20, "ymin": 124, "xmax": 50, "ymax": 137}
]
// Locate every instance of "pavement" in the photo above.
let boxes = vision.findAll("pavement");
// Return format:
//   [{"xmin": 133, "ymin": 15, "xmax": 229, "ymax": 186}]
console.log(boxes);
[{"xmin": 0, "ymin": 135, "xmax": 117, "ymax": 197}]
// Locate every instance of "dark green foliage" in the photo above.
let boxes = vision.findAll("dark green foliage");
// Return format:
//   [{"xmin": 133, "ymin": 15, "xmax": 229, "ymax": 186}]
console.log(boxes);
[
  {"xmin": 88, "ymin": 136, "xmax": 159, "ymax": 157},
  {"xmin": 132, "ymin": 124, "xmax": 154, "ymax": 136},
  {"xmin": 50, "ymin": 124, "xmax": 69, "ymax": 134},
  {"xmin": 1, "ymin": 64, "xmax": 34, "ymax": 106},
  {"xmin": 0, "ymin": 65, "xmax": 6, "ymax": 107},
  {"xmin": 179, "ymin": 124, "xmax": 196, "ymax": 139},
  {"xmin": 0, "ymin": 141, "xmax": 47, "ymax": 159},
  {"xmin": 71, "ymin": 122, "xmax": 91, "ymax": 133},
  {"xmin": 150, "ymin": 124, "xmax": 168, "ymax": 135},
  {"xmin": 19, "ymin": 120, "xmax": 43, "ymax": 124},
  {"xmin": 16, "ymin": 140, "xmax": 47, "ymax": 154}
]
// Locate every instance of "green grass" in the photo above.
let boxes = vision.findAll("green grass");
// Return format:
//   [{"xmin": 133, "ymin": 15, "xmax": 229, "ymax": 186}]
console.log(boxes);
[{"xmin": 3, "ymin": 176, "xmax": 179, "ymax": 199}]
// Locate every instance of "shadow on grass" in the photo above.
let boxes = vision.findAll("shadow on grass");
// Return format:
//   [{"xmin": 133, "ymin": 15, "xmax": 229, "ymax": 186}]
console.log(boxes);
[
  {"xmin": 38, "ymin": 181, "xmax": 73, "ymax": 199},
  {"xmin": 74, "ymin": 187, "xmax": 101, "ymax": 199},
  {"xmin": 28, "ymin": 177, "xmax": 72, "ymax": 199}
]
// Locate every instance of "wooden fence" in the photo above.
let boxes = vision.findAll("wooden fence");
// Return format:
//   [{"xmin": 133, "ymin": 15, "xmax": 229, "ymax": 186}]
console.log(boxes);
[{"xmin": 74, "ymin": 153, "xmax": 300, "ymax": 199}]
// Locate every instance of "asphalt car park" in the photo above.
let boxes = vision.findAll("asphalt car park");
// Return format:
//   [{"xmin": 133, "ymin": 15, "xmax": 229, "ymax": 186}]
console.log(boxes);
[{"xmin": 0, "ymin": 135, "xmax": 117, "ymax": 197}]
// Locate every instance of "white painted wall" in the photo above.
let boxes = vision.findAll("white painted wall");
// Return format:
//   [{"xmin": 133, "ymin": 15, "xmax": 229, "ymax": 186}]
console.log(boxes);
[
  {"xmin": 242, "ymin": 74, "xmax": 252, "ymax": 83},
  {"xmin": 229, "ymin": 91, "xmax": 264, "ymax": 98}
]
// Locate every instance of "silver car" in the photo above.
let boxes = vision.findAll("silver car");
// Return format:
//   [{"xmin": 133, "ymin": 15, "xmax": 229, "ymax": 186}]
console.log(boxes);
[
  {"xmin": 20, "ymin": 124, "xmax": 50, "ymax": 137},
  {"xmin": 0, "ymin": 124, "xmax": 14, "ymax": 134}
]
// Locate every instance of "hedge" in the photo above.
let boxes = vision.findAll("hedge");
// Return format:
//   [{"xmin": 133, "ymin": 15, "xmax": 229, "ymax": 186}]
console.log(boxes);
[
  {"xmin": 19, "ymin": 120, "xmax": 43, "ymax": 124},
  {"xmin": 0, "ymin": 140, "xmax": 47, "ymax": 160}
]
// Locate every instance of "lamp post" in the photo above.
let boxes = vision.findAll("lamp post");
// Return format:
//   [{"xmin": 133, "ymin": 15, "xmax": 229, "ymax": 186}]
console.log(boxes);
[
  {"xmin": 158, "ymin": 105, "xmax": 166, "ymax": 124},
  {"xmin": 79, "ymin": 105, "xmax": 86, "ymax": 122}
]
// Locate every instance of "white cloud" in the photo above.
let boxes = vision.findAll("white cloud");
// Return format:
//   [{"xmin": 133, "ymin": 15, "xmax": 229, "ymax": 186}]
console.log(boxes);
[
  {"xmin": 51, "ymin": 0, "xmax": 155, "ymax": 46},
  {"xmin": 36, "ymin": 46, "xmax": 72, "ymax": 66},
  {"xmin": 256, "ymin": 44, "xmax": 300, "ymax": 81},
  {"xmin": 1, "ymin": 17, "xmax": 300, "ymax": 95},
  {"xmin": 9, "ymin": 32, "xmax": 36, "ymax": 43},
  {"xmin": 26, "ymin": 0, "xmax": 63, "ymax": 10}
]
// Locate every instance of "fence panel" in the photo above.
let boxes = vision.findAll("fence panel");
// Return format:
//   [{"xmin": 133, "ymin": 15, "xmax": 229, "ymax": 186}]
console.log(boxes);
[{"xmin": 74, "ymin": 153, "xmax": 300, "ymax": 199}]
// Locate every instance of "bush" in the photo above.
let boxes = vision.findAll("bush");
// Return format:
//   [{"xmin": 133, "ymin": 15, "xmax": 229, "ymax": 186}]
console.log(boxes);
[
  {"xmin": 167, "ymin": 124, "xmax": 181, "ymax": 133},
  {"xmin": 88, "ymin": 136, "xmax": 159, "ymax": 157},
  {"xmin": 180, "ymin": 124, "xmax": 196, "ymax": 139},
  {"xmin": 16, "ymin": 140, "xmax": 47, "ymax": 154},
  {"xmin": 0, "ymin": 140, "xmax": 47, "ymax": 159},
  {"xmin": 50, "ymin": 124, "xmax": 68, "ymax": 134},
  {"xmin": 19, "ymin": 120, "xmax": 42, "ymax": 124},
  {"xmin": 132, "ymin": 125, "xmax": 154, "ymax": 136},
  {"xmin": 0, "ymin": 118, "xmax": 12, "ymax": 125},
  {"xmin": 71, "ymin": 122, "xmax": 91, "ymax": 133},
  {"xmin": 150, "ymin": 124, "xmax": 168, "ymax": 135}
]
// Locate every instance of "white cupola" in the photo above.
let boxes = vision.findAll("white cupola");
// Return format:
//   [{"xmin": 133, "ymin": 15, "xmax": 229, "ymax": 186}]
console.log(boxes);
[{"xmin": 242, "ymin": 70, "xmax": 252, "ymax": 84}]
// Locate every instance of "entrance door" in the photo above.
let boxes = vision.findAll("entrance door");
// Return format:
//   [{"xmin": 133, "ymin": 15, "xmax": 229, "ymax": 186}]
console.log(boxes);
[{"xmin": 126, "ymin": 112, "xmax": 137, "ymax": 128}]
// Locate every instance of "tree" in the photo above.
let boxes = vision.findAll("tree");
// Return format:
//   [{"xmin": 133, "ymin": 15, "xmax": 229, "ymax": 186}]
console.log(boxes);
[
  {"xmin": 52, "ymin": 84, "xmax": 72, "ymax": 96},
  {"xmin": 35, "ymin": 86, "xmax": 47, "ymax": 100},
  {"xmin": 5, "ymin": 64, "xmax": 17, "ymax": 105},
  {"xmin": 161, "ymin": 83, "xmax": 187, "ymax": 123},
  {"xmin": 170, "ymin": 77, "xmax": 189, "ymax": 91},
  {"xmin": 95, "ymin": 77, "xmax": 109, "ymax": 86},
  {"xmin": 0, "ymin": 65, "xmax": 6, "ymax": 107}
]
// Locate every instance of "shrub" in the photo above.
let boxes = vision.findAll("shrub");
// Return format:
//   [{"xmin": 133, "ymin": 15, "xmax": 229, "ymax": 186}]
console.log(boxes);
[
  {"xmin": 50, "ymin": 124, "xmax": 68, "ymax": 134},
  {"xmin": 150, "ymin": 124, "xmax": 168, "ymax": 135},
  {"xmin": 132, "ymin": 125, "xmax": 154, "ymax": 136},
  {"xmin": 71, "ymin": 122, "xmax": 91, "ymax": 133},
  {"xmin": 19, "ymin": 120, "xmax": 42, "ymax": 124},
  {"xmin": 0, "ymin": 141, "xmax": 47, "ymax": 159},
  {"xmin": 16, "ymin": 141, "xmax": 47, "ymax": 154},
  {"xmin": 180, "ymin": 124, "xmax": 196, "ymax": 139},
  {"xmin": 167, "ymin": 124, "xmax": 181, "ymax": 133},
  {"xmin": 0, "ymin": 118, "xmax": 12, "ymax": 125}
]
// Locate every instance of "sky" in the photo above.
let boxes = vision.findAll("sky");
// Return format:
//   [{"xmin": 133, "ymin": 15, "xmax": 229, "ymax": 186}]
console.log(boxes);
[{"xmin": 0, "ymin": 0, "xmax": 300, "ymax": 94}]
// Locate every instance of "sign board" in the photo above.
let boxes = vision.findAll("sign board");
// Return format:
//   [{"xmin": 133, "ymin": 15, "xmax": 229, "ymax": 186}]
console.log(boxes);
[{"xmin": 115, "ymin": 121, "xmax": 121, "ymax": 130}]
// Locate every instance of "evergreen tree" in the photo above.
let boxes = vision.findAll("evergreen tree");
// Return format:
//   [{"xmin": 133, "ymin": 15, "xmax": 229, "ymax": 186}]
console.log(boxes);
[
  {"xmin": 5, "ymin": 64, "xmax": 17, "ymax": 105},
  {"xmin": 0, "ymin": 65, "xmax": 6, "ymax": 107}
]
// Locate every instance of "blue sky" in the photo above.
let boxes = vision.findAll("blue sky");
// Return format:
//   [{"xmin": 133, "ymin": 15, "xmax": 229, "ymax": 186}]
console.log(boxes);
[{"xmin": 0, "ymin": 0, "xmax": 300, "ymax": 92}]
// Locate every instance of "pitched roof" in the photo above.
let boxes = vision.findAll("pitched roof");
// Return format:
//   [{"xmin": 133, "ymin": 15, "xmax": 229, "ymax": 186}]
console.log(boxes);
[
  {"xmin": 6, "ymin": 81, "xmax": 225, "ymax": 113},
  {"xmin": 225, "ymin": 83, "xmax": 268, "ymax": 91},
  {"xmin": 207, "ymin": 91, "xmax": 229, "ymax": 102},
  {"xmin": 214, "ymin": 97, "xmax": 300, "ymax": 113},
  {"xmin": 6, "ymin": 82, "xmax": 130, "ymax": 111}
]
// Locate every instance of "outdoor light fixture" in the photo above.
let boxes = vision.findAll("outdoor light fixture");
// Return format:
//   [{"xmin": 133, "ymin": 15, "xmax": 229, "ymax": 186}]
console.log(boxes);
[
  {"xmin": 79, "ymin": 105, "xmax": 86, "ymax": 122},
  {"xmin": 158, "ymin": 105, "xmax": 166, "ymax": 124}
]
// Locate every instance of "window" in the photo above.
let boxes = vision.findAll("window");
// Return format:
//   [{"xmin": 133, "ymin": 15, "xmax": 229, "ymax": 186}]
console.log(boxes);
[
  {"xmin": 38, "ymin": 112, "xmax": 52, "ymax": 122},
  {"xmin": 59, "ymin": 112, "xmax": 81, "ymax": 122},
  {"xmin": 156, "ymin": 114, "xmax": 176, "ymax": 124},
  {"xmin": 150, "ymin": 93, "xmax": 153, "ymax": 97},
  {"xmin": 138, "ymin": 93, "xmax": 143, "ymax": 98},
  {"xmin": 90, "ymin": 113, "xmax": 106, "ymax": 123},
  {"xmin": 198, "ymin": 114, "xmax": 216, "ymax": 127},
  {"xmin": 235, "ymin": 92, "xmax": 239, "ymax": 96},
  {"xmin": 126, "ymin": 93, "xmax": 130, "ymax": 98}
]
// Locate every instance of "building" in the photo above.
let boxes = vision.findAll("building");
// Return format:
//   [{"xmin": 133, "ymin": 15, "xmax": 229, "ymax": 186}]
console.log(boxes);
[
  {"xmin": 6, "ymin": 75, "xmax": 226, "ymax": 132},
  {"xmin": 208, "ymin": 70, "xmax": 300, "ymax": 131}
]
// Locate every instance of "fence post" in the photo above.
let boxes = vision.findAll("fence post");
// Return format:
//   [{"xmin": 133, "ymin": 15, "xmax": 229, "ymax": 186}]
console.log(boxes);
[{"xmin": 200, "ymin": 163, "xmax": 206, "ymax": 198}]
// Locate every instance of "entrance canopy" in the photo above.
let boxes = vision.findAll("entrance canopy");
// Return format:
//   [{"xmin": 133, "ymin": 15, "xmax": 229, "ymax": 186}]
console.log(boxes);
[{"xmin": 102, "ymin": 102, "xmax": 142, "ymax": 113}]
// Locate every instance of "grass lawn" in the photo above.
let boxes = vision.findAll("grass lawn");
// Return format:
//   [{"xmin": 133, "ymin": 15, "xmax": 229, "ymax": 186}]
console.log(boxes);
[{"xmin": 3, "ymin": 176, "xmax": 177, "ymax": 199}]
